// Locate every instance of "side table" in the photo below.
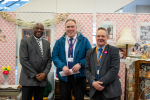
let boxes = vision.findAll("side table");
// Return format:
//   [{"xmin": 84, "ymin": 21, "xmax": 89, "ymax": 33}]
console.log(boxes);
[{"xmin": 0, "ymin": 85, "xmax": 20, "ymax": 100}]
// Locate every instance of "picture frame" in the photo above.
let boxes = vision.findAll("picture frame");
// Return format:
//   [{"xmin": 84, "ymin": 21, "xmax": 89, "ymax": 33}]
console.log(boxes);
[
  {"xmin": 119, "ymin": 48, "xmax": 126, "ymax": 62},
  {"xmin": 22, "ymin": 29, "xmax": 51, "ymax": 43},
  {"xmin": 137, "ymin": 22, "xmax": 150, "ymax": 43},
  {"xmin": 98, "ymin": 21, "xmax": 117, "ymax": 43}
]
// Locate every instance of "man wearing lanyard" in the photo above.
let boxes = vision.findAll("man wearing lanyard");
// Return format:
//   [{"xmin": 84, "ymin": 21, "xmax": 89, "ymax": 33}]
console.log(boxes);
[
  {"xmin": 85, "ymin": 27, "xmax": 122, "ymax": 100},
  {"xmin": 52, "ymin": 19, "xmax": 92, "ymax": 100}
]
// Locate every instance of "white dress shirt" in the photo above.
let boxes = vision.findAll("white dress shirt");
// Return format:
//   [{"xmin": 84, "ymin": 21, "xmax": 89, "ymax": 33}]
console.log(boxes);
[
  {"xmin": 34, "ymin": 36, "xmax": 43, "ymax": 53},
  {"xmin": 65, "ymin": 34, "xmax": 78, "ymax": 66}
]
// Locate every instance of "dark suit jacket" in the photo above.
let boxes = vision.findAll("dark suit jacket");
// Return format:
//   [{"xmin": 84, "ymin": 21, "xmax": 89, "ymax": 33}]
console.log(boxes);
[
  {"xmin": 85, "ymin": 44, "xmax": 122, "ymax": 98},
  {"xmin": 19, "ymin": 36, "xmax": 52, "ymax": 86}
]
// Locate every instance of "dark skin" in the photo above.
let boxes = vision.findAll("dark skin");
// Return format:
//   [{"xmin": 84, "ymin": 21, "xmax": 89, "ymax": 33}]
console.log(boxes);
[{"xmin": 33, "ymin": 23, "xmax": 46, "ymax": 81}]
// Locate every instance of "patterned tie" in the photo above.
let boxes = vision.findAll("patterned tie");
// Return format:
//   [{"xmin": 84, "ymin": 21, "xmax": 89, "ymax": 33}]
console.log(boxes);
[
  {"xmin": 37, "ymin": 39, "xmax": 43, "ymax": 58},
  {"xmin": 97, "ymin": 48, "xmax": 103, "ymax": 80},
  {"xmin": 68, "ymin": 38, "xmax": 73, "ymax": 69}
]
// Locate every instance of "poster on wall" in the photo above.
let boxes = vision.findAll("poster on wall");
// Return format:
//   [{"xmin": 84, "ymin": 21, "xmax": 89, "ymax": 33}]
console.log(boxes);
[
  {"xmin": 98, "ymin": 21, "xmax": 116, "ymax": 43},
  {"xmin": 22, "ymin": 29, "xmax": 51, "ymax": 42},
  {"xmin": 119, "ymin": 48, "xmax": 126, "ymax": 62},
  {"xmin": 137, "ymin": 22, "xmax": 150, "ymax": 43}
]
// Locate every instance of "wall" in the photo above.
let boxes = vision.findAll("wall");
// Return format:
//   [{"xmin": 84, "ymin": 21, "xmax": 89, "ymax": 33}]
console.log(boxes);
[{"xmin": 0, "ymin": 12, "xmax": 16, "ymax": 85}]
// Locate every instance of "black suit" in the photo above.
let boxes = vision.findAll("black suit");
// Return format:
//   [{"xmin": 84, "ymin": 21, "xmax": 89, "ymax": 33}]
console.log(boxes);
[
  {"xmin": 19, "ymin": 36, "xmax": 52, "ymax": 100},
  {"xmin": 85, "ymin": 44, "xmax": 122, "ymax": 99}
]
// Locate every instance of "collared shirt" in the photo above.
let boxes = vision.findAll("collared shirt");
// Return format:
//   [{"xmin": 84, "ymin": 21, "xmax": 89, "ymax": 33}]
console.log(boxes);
[
  {"xmin": 65, "ymin": 34, "xmax": 78, "ymax": 66},
  {"xmin": 97, "ymin": 45, "xmax": 105, "ymax": 59},
  {"xmin": 34, "ymin": 36, "xmax": 43, "ymax": 53}
]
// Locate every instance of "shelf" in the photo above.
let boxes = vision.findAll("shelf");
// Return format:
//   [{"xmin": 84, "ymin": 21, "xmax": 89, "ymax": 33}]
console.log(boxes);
[{"xmin": 139, "ymin": 76, "xmax": 150, "ymax": 78}]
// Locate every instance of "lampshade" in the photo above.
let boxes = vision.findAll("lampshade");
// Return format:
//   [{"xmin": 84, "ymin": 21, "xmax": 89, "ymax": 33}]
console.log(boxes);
[{"xmin": 116, "ymin": 28, "xmax": 136, "ymax": 48}]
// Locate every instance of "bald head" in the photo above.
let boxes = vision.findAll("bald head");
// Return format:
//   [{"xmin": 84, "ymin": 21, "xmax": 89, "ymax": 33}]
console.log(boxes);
[
  {"xmin": 33, "ymin": 23, "xmax": 44, "ymax": 38},
  {"xmin": 33, "ymin": 23, "xmax": 44, "ymax": 30}
]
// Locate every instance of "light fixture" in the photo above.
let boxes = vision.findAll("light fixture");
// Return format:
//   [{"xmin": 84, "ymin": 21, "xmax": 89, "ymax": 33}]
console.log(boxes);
[
  {"xmin": 1, "ymin": 0, "xmax": 18, "ymax": 4},
  {"xmin": 116, "ymin": 27, "xmax": 136, "ymax": 100},
  {"xmin": 116, "ymin": 27, "xmax": 136, "ymax": 51}
]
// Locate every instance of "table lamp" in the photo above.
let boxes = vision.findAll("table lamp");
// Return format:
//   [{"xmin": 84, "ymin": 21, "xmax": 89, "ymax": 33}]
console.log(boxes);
[
  {"xmin": 116, "ymin": 28, "xmax": 136, "ymax": 57},
  {"xmin": 116, "ymin": 28, "xmax": 136, "ymax": 100}
]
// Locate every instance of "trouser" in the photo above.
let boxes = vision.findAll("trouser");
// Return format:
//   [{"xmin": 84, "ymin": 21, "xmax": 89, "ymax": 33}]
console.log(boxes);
[
  {"xmin": 22, "ymin": 86, "xmax": 45, "ymax": 100},
  {"xmin": 59, "ymin": 75, "xmax": 86, "ymax": 100},
  {"xmin": 91, "ymin": 90, "xmax": 120, "ymax": 100}
]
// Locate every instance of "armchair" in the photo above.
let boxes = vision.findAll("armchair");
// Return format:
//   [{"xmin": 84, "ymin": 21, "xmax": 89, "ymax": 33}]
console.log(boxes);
[{"xmin": 17, "ymin": 72, "xmax": 55, "ymax": 100}]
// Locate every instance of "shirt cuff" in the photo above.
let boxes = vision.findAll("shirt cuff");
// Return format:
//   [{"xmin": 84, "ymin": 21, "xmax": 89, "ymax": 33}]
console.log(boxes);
[{"xmin": 92, "ymin": 80, "xmax": 95, "ymax": 85}]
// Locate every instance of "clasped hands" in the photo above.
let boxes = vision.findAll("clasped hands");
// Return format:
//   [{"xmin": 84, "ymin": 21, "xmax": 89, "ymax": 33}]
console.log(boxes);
[
  {"xmin": 93, "ymin": 81, "xmax": 105, "ymax": 91},
  {"xmin": 63, "ymin": 63, "xmax": 81, "ymax": 76},
  {"xmin": 36, "ymin": 73, "xmax": 46, "ymax": 81}
]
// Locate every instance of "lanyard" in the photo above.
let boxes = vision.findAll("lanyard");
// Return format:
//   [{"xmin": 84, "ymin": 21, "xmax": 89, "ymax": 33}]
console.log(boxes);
[
  {"xmin": 67, "ymin": 36, "xmax": 77, "ymax": 51},
  {"xmin": 96, "ymin": 44, "xmax": 108, "ymax": 67}
]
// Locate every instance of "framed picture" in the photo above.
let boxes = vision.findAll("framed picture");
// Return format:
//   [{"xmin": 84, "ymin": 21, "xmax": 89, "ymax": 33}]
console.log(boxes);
[
  {"xmin": 98, "ymin": 21, "xmax": 116, "ymax": 43},
  {"xmin": 22, "ymin": 29, "xmax": 51, "ymax": 42},
  {"xmin": 137, "ymin": 22, "xmax": 150, "ymax": 43},
  {"xmin": 119, "ymin": 48, "xmax": 126, "ymax": 62}
]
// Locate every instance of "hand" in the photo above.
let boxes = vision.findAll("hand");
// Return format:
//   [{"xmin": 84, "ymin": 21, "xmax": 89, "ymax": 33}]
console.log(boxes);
[
  {"xmin": 63, "ymin": 66, "xmax": 71, "ymax": 76},
  {"xmin": 36, "ymin": 73, "xmax": 46, "ymax": 81},
  {"xmin": 72, "ymin": 63, "xmax": 81, "ymax": 73},
  {"xmin": 92, "ymin": 81, "xmax": 105, "ymax": 91}
]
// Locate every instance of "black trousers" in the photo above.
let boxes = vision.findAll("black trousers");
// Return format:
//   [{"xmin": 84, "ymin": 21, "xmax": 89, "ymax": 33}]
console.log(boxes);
[
  {"xmin": 91, "ymin": 90, "xmax": 120, "ymax": 100},
  {"xmin": 59, "ymin": 75, "xmax": 86, "ymax": 100},
  {"xmin": 22, "ymin": 86, "xmax": 45, "ymax": 100}
]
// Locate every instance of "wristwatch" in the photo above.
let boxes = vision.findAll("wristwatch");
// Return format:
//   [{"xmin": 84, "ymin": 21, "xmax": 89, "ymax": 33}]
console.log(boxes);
[{"xmin": 79, "ymin": 63, "xmax": 82, "ymax": 67}]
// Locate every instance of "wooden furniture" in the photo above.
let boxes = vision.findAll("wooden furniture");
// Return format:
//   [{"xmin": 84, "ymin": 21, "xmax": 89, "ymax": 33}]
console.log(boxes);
[
  {"xmin": 55, "ymin": 79, "xmax": 90, "ymax": 100},
  {"xmin": 126, "ymin": 58, "xmax": 150, "ymax": 100}
]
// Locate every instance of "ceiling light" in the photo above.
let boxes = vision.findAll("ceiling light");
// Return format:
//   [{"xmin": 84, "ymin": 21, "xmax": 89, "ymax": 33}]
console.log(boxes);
[
  {"xmin": 2, "ymin": 0, "xmax": 19, "ymax": 4},
  {"xmin": 21, "ymin": 0, "xmax": 30, "ymax": 1},
  {"xmin": 15, "ymin": 4, "xmax": 20, "ymax": 6}
]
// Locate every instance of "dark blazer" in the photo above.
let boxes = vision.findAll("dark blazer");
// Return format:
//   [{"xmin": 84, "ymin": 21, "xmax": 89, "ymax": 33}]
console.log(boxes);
[
  {"xmin": 19, "ymin": 36, "xmax": 52, "ymax": 87},
  {"xmin": 85, "ymin": 44, "xmax": 122, "ymax": 98}
]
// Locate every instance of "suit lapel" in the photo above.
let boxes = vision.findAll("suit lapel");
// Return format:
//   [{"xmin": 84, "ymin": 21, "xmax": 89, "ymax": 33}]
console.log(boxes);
[
  {"xmin": 30, "ymin": 36, "xmax": 43, "ymax": 59},
  {"xmin": 99, "ymin": 44, "xmax": 109, "ymax": 71},
  {"xmin": 42, "ymin": 39, "xmax": 47, "ymax": 59},
  {"xmin": 93, "ymin": 48, "xmax": 98, "ymax": 76}
]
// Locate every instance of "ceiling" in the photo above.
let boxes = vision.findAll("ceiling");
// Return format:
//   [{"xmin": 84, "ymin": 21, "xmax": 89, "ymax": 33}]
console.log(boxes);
[{"xmin": 0, "ymin": 0, "xmax": 31, "ymax": 11}]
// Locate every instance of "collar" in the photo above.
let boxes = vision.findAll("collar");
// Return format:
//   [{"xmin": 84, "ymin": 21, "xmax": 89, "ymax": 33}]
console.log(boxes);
[
  {"xmin": 66, "ymin": 34, "xmax": 77, "ymax": 41},
  {"xmin": 97, "ymin": 45, "xmax": 106, "ymax": 50},
  {"xmin": 33, "ymin": 35, "xmax": 42, "ymax": 40}
]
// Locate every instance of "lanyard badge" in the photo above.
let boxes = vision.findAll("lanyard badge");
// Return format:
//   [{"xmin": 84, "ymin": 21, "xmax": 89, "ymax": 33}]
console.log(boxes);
[{"xmin": 96, "ymin": 44, "xmax": 108, "ymax": 67}]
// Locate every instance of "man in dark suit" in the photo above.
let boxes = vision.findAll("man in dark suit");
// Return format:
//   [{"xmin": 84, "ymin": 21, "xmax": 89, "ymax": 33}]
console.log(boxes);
[
  {"xmin": 19, "ymin": 23, "xmax": 52, "ymax": 100},
  {"xmin": 85, "ymin": 27, "xmax": 122, "ymax": 100}
]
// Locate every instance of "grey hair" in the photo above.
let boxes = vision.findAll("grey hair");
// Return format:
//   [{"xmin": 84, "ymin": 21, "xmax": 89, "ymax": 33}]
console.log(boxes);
[
  {"xmin": 65, "ymin": 18, "xmax": 77, "ymax": 26},
  {"xmin": 97, "ymin": 27, "xmax": 109, "ymax": 36}
]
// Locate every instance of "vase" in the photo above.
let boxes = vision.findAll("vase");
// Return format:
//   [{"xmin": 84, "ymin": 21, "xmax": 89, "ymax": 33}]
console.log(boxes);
[{"xmin": 3, "ymin": 74, "xmax": 9, "ymax": 86}]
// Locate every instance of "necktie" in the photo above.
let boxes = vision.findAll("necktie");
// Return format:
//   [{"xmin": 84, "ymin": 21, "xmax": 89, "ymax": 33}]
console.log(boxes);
[
  {"xmin": 68, "ymin": 38, "xmax": 73, "ymax": 69},
  {"xmin": 97, "ymin": 48, "xmax": 103, "ymax": 80},
  {"xmin": 37, "ymin": 39, "xmax": 43, "ymax": 58}
]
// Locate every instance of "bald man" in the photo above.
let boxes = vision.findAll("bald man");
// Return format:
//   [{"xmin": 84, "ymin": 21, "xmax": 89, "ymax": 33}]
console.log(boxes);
[{"xmin": 19, "ymin": 23, "xmax": 52, "ymax": 100}]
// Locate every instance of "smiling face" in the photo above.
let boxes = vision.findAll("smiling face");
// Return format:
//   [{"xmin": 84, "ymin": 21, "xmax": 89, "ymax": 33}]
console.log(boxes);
[
  {"xmin": 65, "ymin": 20, "xmax": 77, "ymax": 38},
  {"xmin": 33, "ymin": 23, "xmax": 44, "ymax": 38},
  {"xmin": 96, "ymin": 29, "xmax": 109, "ymax": 48}
]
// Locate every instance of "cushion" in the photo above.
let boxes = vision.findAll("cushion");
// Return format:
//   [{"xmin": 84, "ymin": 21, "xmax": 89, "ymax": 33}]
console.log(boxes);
[{"xmin": 43, "ymin": 81, "xmax": 52, "ymax": 97}]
